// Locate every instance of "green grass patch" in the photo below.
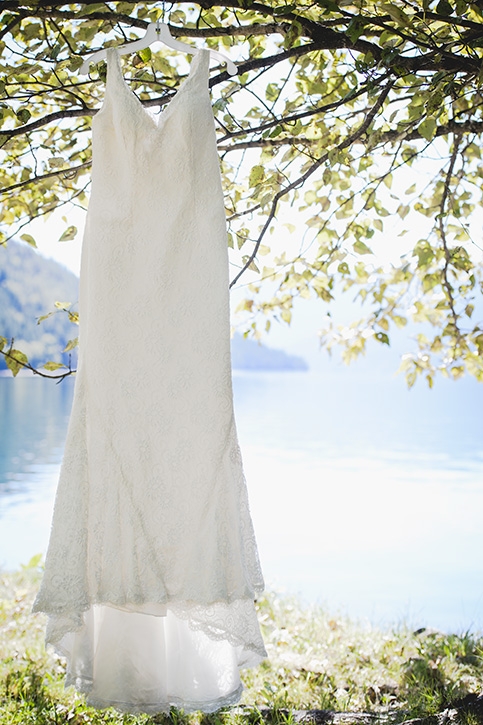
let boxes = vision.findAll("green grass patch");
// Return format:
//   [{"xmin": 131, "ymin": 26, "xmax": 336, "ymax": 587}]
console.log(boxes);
[{"xmin": 1, "ymin": 560, "xmax": 483, "ymax": 724}]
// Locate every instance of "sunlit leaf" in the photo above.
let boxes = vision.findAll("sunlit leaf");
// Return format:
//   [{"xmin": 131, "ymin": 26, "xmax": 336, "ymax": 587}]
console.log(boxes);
[
  {"xmin": 43, "ymin": 361, "xmax": 67, "ymax": 371},
  {"xmin": 5, "ymin": 349, "xmax": 28, "ymax": 377},
  {"xmin": 20, "ymin": 233, "xmax": 36, "ymax": 247},
  {"xmin": 58, "ymin": 226, "xmax": 77, "ymax": 242},
  {"xmin": 63, "ymin": 337, "xmax": 79, "ymax": 352},
  {"xmin": 353, "ymin": 241, "xmax": 373, "ymax": 255}
]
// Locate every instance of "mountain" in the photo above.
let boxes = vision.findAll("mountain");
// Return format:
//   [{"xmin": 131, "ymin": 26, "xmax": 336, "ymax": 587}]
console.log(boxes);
[
  {"xmin": 0, "ymin": 241, "xmax": 79, "ymax": 369},
  {"xmin": 0, "ymin": 241, "xmax": 308, "ymax": 372},
  {"xmin": 230, "ymin": 332, "xmax": 308, "ymax": 370}
]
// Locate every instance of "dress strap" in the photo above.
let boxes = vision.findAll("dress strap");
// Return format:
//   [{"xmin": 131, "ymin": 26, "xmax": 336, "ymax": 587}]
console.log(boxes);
[
  {"xmin": 190, "ymin": 48, "xmax": 210, "ymax": 88},
  {"xmin": 105, "ymin": 47, "xmax": 124, "ymax": 93},
  {"xmin": 104, "ymin": 45, "xmax": 209, "ymax": 99}
]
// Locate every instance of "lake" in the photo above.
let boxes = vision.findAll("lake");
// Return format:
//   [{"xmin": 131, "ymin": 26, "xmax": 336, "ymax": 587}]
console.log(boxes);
[{"xmin": 1, "ymin": 369, "xmax": 482, "ymax": 634}]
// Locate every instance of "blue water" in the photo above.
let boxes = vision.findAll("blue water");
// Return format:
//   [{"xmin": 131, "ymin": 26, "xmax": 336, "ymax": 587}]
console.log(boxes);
[{"xmin": 1, "ymin": 370, "xmax": 482, "ymax": 634}]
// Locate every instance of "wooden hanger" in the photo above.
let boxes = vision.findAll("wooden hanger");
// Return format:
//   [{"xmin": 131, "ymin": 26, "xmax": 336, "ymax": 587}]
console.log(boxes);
[{"xmin": 79, "ymin": 19, "xmax": 238, "ymax": 76}]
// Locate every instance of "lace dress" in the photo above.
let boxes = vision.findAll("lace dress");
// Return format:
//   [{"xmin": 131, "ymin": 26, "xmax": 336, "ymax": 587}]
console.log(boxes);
[{"xmin": 32, "ymin": 46, "xmax": 266, "ymax": 714}]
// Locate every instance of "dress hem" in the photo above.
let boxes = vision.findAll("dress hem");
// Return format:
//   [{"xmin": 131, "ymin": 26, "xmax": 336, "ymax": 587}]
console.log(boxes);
[
  {"xmin": 34, "ymin": 595, "xmax": 268, "ymax": 662},
  {"xmin": 69, "ymin": 678, "xmax": 245, "ymax": 714}
]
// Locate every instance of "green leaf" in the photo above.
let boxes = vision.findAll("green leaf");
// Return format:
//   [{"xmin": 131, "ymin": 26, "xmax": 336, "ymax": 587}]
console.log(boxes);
[
  {"xmin": 422, "ymin": 272, "xmax": 440, "ymax": 292},
  {"xmin": 21, "ymin": 553, "xmax": 43, "ymax": 570},
  {"xmin": 380, "ymin": 29, "xmax": 399, "ymax": 47},
  {"xmin": 381, "ymin": 3, "xmax": 412, "ymax": 26},
  {"xmin": 407, "ymin": 371, "xmax": 417, "ymax": 388},
  {"xmin": 48, "ymin": 157, "xmax": 65, "ymax": 168},
  {"xmin": 43, "ymin": 361, "xmax": 67, "ymax": 371},
  {"xmin": 23, "ymin": 22, "xmax": 42, "ymax": 41},
  {"xmin": 353, "ymin": 241, "xmax": 373, "ymax": 255},
  {"xmin": 451, "ymin": 246, "xmax": 472, "ymax": 272},
  {"xmin": 59, "ymin": 226, "xmax": 77, "ymax": 242},
  {"xmin": 213, "ymin": 98, "xmax": 229, "ymax": 112},
  {"xmin": 249, "ymin": 165, "xmax": 265, "ymax": 187},
  {"xmin": 304, "ymin": 190, "xmax": 317, "ymax": 205},
  {"xmin": 346, "ymin": 18, "xmax": 365, "ymax": 42},
  {"xmin": 20, "ymin": 233, "xmax": 37, "ymax": 247},
  {"xmin": 5, "ymin": 349, "xmax": 28, "ymax": 377},
  {"xmin": 0, "ymin": 337, "xmax": 7, "ymax": 351},
  {"xmin": 418, "ymin": 118, "xmax": 437, "ymax": 142},
  {"xmin": 37, "ymin": 312, "xmax": 55, "ymax": 324},
  {"xmin": 273, "ymin": 4, "xmax": 296, "ymax": 13},
  {"xmin": 269, "ymin": 125, "xmax": 282, "ymax": 138},
  {"xmin": 355, "ymin": 262, "xmax": 369, "ymax": 282},
  {"xmin": 436, "ymin": 0, "xmax": 453, "ymax": 14},
  {"xmin": 317, "ymin": 0, "xmax": 340, "ymax": 10},
  {"xmin": 136, "ymin": 47, "xmax": 152, "ymax": 63},
  {"xmin": 63, "ymin": 337, "xmax": 79, "ymax": 352},
  {"xmin": 375, "ymin": 332, "xmax": 390, "ymax": 345},
  {"xmin": 16, "ymin": 107, "xmax": 31, "ymax": 124},
  {"xmin": 414, "ymin": 242, "xmax": 434, "ymax": 268}
]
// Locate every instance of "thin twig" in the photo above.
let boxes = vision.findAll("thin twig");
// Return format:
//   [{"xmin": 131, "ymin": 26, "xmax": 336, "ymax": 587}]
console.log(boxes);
[{"xmin": 438, "ymin": 132, "xmax": 462, "ymax": 341}]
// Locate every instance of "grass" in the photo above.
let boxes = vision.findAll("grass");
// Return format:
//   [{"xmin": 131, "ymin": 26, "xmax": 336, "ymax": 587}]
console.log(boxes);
[{"xmin": 1, "ymin": 559, "xmax": 483, "ymax": 724}]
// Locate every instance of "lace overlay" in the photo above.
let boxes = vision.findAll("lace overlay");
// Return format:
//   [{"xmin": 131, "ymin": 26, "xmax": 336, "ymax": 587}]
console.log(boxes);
[{"xmin": 32, "ymin": 46, "xmax": 266, "ymax": 713}]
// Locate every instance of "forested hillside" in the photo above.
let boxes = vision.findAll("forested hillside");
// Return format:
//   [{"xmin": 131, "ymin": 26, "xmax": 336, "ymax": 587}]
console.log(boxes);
[{"xmin": 0, "ymin": 242, "xmax": 79, "ymax": 370}]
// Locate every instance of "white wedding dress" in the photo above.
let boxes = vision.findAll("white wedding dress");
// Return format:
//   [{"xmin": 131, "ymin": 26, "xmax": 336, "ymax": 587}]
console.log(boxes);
[{"xmin": 32, "ymin": 46, "xmax": 266, "ymax": 713}]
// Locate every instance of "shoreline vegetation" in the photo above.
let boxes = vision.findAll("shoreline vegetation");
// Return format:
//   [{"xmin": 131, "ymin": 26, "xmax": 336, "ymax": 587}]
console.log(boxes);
[{"xmin": 1, "ymin": 559, "xmax": 483, "ymax": 724}]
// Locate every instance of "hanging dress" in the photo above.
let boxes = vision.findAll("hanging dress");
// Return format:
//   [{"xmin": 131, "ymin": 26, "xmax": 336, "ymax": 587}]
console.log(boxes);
[{"xmin": 32, "ymin": 46, "xmax": 266, "ymax": 714}]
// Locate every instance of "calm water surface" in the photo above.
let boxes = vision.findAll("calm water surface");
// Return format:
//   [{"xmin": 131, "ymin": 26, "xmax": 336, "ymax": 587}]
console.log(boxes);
[{"xmin": 1, "ymin": 370, "xmax": 482, "ymax": 633}]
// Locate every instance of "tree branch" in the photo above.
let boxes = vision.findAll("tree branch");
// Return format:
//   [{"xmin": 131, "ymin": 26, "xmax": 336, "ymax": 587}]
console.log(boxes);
[
  {"xmin": 438, "ymin": 133, "xmax": 462, "ymax": 341},
  {"xmin": 217, "ymin": 77, "xmax": 388, "ymax": 142},
  {"xmin": 229, "ymin": 79, "xmax": 395, "ymax": 288},
  {"xmin": 219, "ymin": 138, "xmax": 315, "ymax": 151},
  {"xmin": 363, "ymin": 119, "xmax": 483, "ymax": 147},
  {"xmin": 0, "ymin": 347, "xmax": 74, "ymax": 381},
  {"xmin": 0, "ymin": 162, "xmax": 91, "ymax": 197},
  {"xmin": 0, "ymin": 43, "xmax": 324, "ymax": 141}
]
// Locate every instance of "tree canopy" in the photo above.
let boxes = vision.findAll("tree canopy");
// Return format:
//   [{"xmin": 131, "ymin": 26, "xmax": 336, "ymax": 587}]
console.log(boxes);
[{"xmin": 1, "ymin": 0, "xmax": 482, "ymax": 385}]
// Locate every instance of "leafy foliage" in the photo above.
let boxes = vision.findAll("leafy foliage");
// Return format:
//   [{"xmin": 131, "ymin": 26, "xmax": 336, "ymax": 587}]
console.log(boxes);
[{"xmin": 1, "ymin": 1, "xmax": 483, "ymax": 384}]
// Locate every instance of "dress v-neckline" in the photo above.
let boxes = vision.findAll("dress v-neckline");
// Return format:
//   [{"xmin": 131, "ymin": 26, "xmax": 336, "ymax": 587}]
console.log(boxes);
[{"xmin": 105, "ymin": 46, "xmax": 209, "ymax": 130}]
